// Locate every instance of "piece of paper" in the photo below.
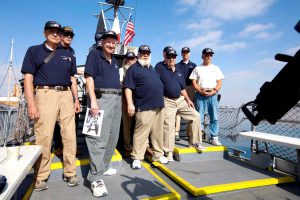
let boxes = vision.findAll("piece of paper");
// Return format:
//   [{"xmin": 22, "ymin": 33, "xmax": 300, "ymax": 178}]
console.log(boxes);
[{"xmin": 82, "ymin": 108, "xmax": 104, "ymax": 137}]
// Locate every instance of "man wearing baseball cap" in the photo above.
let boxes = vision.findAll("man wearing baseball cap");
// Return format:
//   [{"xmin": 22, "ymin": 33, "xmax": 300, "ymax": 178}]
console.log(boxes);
[
  {"xmin": 21, "ymin": 20, "xmax": 80, "ymax": 191},
  {"xmin": 174, "ymin": 47, "xmax": 197, "ymax": 141},
  {"xmin": 84, "ymin": 30, "xmax": 121, "ymax": 197},
  {"xmin": 53, "ymin": 26, "xmax": 80, "ymax": 157},
  {"xmin": 119, "ymin": 51, "xmax": 137, "ymax": 152},
  {"xmin": 156, "ymin": 48, "xmax": 204, "ymax": 162},
  {"xmin": 190, "ymin": 48, "xmax": 225, "ymax": 146},
  {"xmin": 124, "ymin": 45, "xmax": 168, "ymax": 169}
]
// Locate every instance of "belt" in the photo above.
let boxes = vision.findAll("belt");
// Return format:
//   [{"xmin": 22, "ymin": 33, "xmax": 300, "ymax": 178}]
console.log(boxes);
[
  {"xmin": 165, "ymin": 96, "xmax": 180, "ymax": 101},
  {"xmin": 36, "ymin": 86, "xmax": 70, "ymax": 91},
  {"xmin": 94, "ymin": 89, "xmax": 122, "ymax": 96},
  {"xmin": 201, "ymin": 88, "xmax": 214, "ymax": 92}
]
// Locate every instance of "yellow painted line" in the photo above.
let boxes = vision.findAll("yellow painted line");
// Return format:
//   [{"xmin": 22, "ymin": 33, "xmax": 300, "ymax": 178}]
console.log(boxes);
[
  {"xmin": 142, "ymin": 162, "xmax": 180, "ymax": 200},
  {"xmin": 24, "ymin": 142, "xmax": 35, "ymax": 146},
  {"xmin": 22, "ymin": 182, "xmax": 35, "ymax": 200},
  {"xmin": 174, "ymin": 146, "xmax": 227, "ymax": 154},
  {"xmin": 51, "ymin": 149, "xmax": 122, "ymax": 170},
  {"xmin": 152, "ymin": 161, "xmax": 295, "ymax": 196},
  {"xmin": 193, "ymin": 176, "xmax": 296, "ymax": 196}
]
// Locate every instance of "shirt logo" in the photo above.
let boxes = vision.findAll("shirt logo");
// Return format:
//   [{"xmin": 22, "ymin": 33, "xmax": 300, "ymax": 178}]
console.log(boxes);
[
  {"xmin": 176, "ymin": 72, "xmax": 182, "ymax": 77},
  {"xmin": 61, "ymin": 56, "xmax": 72, "ymax": 61},
  {"xmin": 114, "ymin": 64, "xmax": 118, "ymax": 69}
]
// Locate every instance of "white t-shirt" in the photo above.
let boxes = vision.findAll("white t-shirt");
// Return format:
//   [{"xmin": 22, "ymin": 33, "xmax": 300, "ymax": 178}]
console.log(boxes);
[{"xmin": 189, "ymin": 64, "xmax": 224, "ymax": 88}]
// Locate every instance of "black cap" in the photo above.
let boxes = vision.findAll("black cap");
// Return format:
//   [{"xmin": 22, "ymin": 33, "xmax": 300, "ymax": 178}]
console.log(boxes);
[
  {"xmin": 125, "ymin": 51, "xmax": 136, "ymax": 58},
  {"xmin": 101, "ymin": 30, "xmax": 118, "ymax": 40},
  {"xmin": 44, "ymin": 21, "xmax": 63, "ymax": 32},
  {"xmin": 202, "ymin": 48, "xmax": 214, "ymax": 54},
  {"xmin": 138, "ymin": 45, "xmax": 151, "ymax": 53},
  {"xmin": 163, "ymin": 46, "xmax": 173, "ymax": 53},
  {"xmin": 62, "ymin": 26, "xmax": 75, "ymax": 36},
  {"xmin": 181, "ymin": 47, "xmax": 190, "ymax": 53},
  {"xmin": 166, "ymin": 49, "xmax": 178, "ymax": 57}
]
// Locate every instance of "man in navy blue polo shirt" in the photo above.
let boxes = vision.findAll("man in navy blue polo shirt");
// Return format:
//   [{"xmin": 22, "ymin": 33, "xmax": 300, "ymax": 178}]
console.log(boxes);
[
  {"xmin": 174, "ymin": 47, "xmax": 197, "ymax": 141},
  {"xmin": 156, "ymin": 48, "xmax": 204, "ymax": 162},
  {"xmin": 124, "ymin": 45, "xmax": 168, "ymax": 170},
  {"xmin": 84, "ymin": 30, "xmax": 121, "ymax": 197},
  {"xmin": 21, "ymin": 21, "xmax": 80, "ymax": 191}
]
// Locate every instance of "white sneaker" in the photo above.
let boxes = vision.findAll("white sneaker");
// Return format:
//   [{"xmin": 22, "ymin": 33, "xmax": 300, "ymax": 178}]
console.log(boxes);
[
  {"xmin": 91, "ymin": 179, "xmax": 108, "ymax": 197},
  {"xmin": 197, "ymin": 144, "xmax": 206, "ymax": 150},
  {"xmin": 211, "ymin": 138, "xmax": 222, "ymax": 146},
  {"xmin": 167, "ymin": 152, "xmax": 174, "ymax": 162},
  {"xmin": 132, "ymin": 159, "xmax": 142, "ymax": 169},
  {"xmin": 158, "ymin": 156, "xmax": 169, "ymax": 164},
  {"xmin": 104, "ymin": 168, "xmax": 117, "ymax": 176}
]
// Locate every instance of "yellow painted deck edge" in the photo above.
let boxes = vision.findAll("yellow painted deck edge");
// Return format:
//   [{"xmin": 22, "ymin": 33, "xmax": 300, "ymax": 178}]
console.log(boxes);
[{"xmin": 142, "ymin": 162, "xmax": 180, "ymax": 200}]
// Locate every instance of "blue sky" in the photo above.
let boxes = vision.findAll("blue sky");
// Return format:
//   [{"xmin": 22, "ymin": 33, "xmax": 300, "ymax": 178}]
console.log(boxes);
[{"xmin": 0, "ymin": 0, "xmax": 299, "ymax": 106}]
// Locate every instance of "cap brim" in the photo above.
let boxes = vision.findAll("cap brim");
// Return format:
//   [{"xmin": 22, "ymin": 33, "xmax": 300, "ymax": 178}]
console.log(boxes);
[{"xmin": 102, "ymin": 35, "xmax": 118, "ymax": 40}]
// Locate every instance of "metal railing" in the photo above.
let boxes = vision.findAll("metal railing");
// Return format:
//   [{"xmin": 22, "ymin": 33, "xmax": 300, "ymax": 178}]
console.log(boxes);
[{"xmin": 0, "ymin": 106, "xmax": 18, "ymax": 146}]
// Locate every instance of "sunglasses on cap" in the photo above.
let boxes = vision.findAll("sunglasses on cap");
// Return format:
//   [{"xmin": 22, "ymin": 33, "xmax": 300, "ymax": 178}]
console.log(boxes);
[
  {"xmin": 63, "ymin": 32, "xmax": 74, "ymax": 38},
  {"xmin": 166, "ymin": 55, "xmax": 177, "ymax": 59}
]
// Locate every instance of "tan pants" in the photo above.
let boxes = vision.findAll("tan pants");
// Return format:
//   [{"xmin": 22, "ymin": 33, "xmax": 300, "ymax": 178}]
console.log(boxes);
[
  {"xmin": 175, "ymin": 86, "xmax": 195, "ymax": 137},
  {"xmin": 164, "ymin": 96, "xmax": 201, "ymax": 153},
  {"xmin": 34, "ymin": 89, "xmax": 77, "ymax": 181},
  {"xmin": 122, "ymin": 95, "xmax": 132, "ymax": 149},
  {"xmin": 131, "ymin": 108, "xmax": 164, "ymax": 160}
]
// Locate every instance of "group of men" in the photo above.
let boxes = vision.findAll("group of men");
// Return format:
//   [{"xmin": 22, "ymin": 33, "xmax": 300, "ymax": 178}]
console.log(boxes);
[{"xmin": 21, "ymin": 20, "xmax": 224, "ymax": 198}]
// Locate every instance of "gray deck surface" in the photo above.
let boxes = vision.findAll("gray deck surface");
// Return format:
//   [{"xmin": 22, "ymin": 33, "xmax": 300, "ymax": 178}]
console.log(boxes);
[{"xmin": 29, "ymin": 159, "xmax": 173, "ymax": 200}]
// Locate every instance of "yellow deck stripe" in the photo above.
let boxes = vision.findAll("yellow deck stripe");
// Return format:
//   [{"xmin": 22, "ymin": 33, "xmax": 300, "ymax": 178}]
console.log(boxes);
[
  {"xmin": 50, "ymin": 149, "xmax": 122, "ymax": 170},
  {"xmin": 174, "ymin": 146, "xmax": 227, "ymax": 154},
  {"xmin": 153, "ymin": 161, "xmax": 295, "ymax": 196},
  {"xmin": 142, "ymin": 162, "xmax": 180, "ymax": 200}
]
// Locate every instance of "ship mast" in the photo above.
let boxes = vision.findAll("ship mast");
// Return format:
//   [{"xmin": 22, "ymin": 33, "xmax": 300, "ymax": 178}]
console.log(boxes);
[{"xmin": 7, "ymin": 38, "xmax": 14, "ymax": 103}]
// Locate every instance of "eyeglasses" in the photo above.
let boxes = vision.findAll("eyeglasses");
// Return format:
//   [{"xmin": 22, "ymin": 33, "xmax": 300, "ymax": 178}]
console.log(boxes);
[
  {"xmin": 46, "ymin": 29, "xmax": 62, "ymax": 35},
  {"xmin": 63, "ymin": 32, "xmax": 74, "ymax": 38},
  {"xmin": 167, "ymin": 55, "xmax": 177, "ymax": 59},
  {"xmin": 204, "ymin": 54, "xmax": 213, "ymax": 57},
  {"xmin": 140, "ymin": 51, "xmax": 150, "ymax": 55}
]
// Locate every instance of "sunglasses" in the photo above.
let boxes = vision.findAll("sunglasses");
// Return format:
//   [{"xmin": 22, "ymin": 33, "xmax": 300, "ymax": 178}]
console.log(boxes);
[
  {"xmin": 127, "ymin": 57, "xmax": 136, "ymax": 60},
  {"xmin": 63, "ymin": 32, "xmax": 74, "ymax": 38},
  {"xmin": 140, "ymin": 51, "xmax": 150, "ymax": 55},
  {"xmin": 167, "ymin": 55, "xmax": 177, "ymax": 59},
  {"xmin": 204, "ymin": 54, "xmax": 213, "ymax": 57},
  {"xmin": 46, "ymin": 29, "xmax": 62, "ymax": 35}
]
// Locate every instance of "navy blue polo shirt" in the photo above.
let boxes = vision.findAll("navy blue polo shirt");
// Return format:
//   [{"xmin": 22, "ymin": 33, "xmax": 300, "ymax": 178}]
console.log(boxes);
[
  {"xmin": 84, "ymin": 48, "xmax": 120, "ymax": 89},
  {"xmin": 21, "ymin": 43, "xmax": 77, "ymax": 86},
  {"xmin": 60, "ymin": 44, "xmax": 77, "ymax": 68},
  {"xmin": 123, "ymin": 62, "xmax": 164, "ymax": 112},
  {"xmin": 156, "ymin": 62, "xmax": 186, "ymax": 99},
  {"xmin": 176, "ymin": 60, "xmax": 196, "ymax": 85}
]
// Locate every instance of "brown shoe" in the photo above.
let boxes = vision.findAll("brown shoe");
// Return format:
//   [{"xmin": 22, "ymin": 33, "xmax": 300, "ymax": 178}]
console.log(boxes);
[
  {"xmin": 63, "ymin": 175, "xmax": 79, "ymax": 187},
  {"xmin": 34, "ymin": 180, "xmax": 48, "ymax": 191},
  {"xmin": 55, "ymin": 147, "xmax": 63, "ymax": 156}
]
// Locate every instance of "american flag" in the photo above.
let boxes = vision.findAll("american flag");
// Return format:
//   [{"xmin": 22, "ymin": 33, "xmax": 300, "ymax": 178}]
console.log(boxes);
[{"xmin": 123, "ymin": 19, "xmax": 135, "ymax": 46}]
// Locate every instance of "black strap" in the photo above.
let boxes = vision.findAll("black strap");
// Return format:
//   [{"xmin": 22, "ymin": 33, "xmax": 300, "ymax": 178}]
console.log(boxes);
[{"xmin": 44, "ymin": 49, "xmax": 56, "ymax": 64}]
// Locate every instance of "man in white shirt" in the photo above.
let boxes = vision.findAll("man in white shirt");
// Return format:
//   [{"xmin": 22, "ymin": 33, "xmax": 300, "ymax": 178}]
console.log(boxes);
[{"xmin": 189, "ymin": 48, "xmax": 224, "ymax": 146}]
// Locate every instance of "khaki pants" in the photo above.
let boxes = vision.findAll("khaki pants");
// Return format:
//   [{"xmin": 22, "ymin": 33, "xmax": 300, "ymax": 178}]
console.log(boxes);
[
  {"xmin": 122, "ymin": 95, "xmax": 132, "ymax": 149},
  {"xmin": 131, "ymin": 108, "xmax": 164, "ymax": 160},
  {"xmin": 34, "ymin": 89, "xmax": 77, "ymax": 181},
  {"xmin": 164, "ymin": 96, "xmax": 201, "ymax": 153},
  {"xmin": 175, "ymin": 86, "xmax": 195, "ymax": 137}
]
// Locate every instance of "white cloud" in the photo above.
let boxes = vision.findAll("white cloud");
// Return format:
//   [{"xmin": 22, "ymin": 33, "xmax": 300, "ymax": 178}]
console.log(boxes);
[
  {"xmin": 284, "ymin": 45, "xmax": 300, "ymax": 55},
  {"xmin": 215, "ymin": 42, "xmax": 248, "ymax": 52},
  {"xmin": 239, "ymin": 23, "xmax": 275, "ymax": 37},
  {"xmin": 180, "ymin": 31, "xmax": 222, "ymax": 48},
  {"xmin": 186, "ymin": 18, "xmax": 221, "ymax": 31},
  {"xmin": 191, "ymin": 0, "xmax": 275, "ymax": 20},
  {"xmin": 254, "ymin": 31, "xmax": 282, "ymax": 40}
]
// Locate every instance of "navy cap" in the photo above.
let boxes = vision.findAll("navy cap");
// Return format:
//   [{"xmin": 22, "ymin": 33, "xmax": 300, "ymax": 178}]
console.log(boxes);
[
  {"xmin": 166, "ymin": 49, "xmax": 178, "ymax": 57},
  {"xmin": 101, "ymin": 30, "xmax": 118, "ymax": 40},
  {"xmin": 125, "ymin": 51, "xmax": 136, "ymax": 58},
  {"xmin": 62, "ymin": 26, "xmax": 75, "ymax": 36},
  {"xmin": 163, "ymin": 46, "xmax": 173, "ymax": 53},
  {"xmin": 202, "ymin": 48, "xmax": 214, "ymax": 54},
  {"xmin": 138, "ymin": 45, "xmax": 151, "ymax": 53},
  {"xmin": 44, "ymin": 21, "xmax": 63, "ymax": 32},
  {"xmin": 181, "ymin": 47, "xmax": 190, "ymax": 53}
]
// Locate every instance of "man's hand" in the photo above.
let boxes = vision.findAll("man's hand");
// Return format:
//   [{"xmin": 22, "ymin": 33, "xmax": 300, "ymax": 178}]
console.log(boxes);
[
  {"xmin": 90, "ymin": 100, "xmax": 100, "ymax": 116},
  {"xmin": 74, "ymin": 99, "xmax": 81, "ymax": 113},
  {"xmin": 127, "ymin": 103, "xmax": 135, "ymax": 117},
  {"xmin": 186, "ymin": 99, "xmax": 195, "ymax": 109},
  {"xmin": 28, "ymin": 102, "xmax": 39, "ymax": 120}
]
